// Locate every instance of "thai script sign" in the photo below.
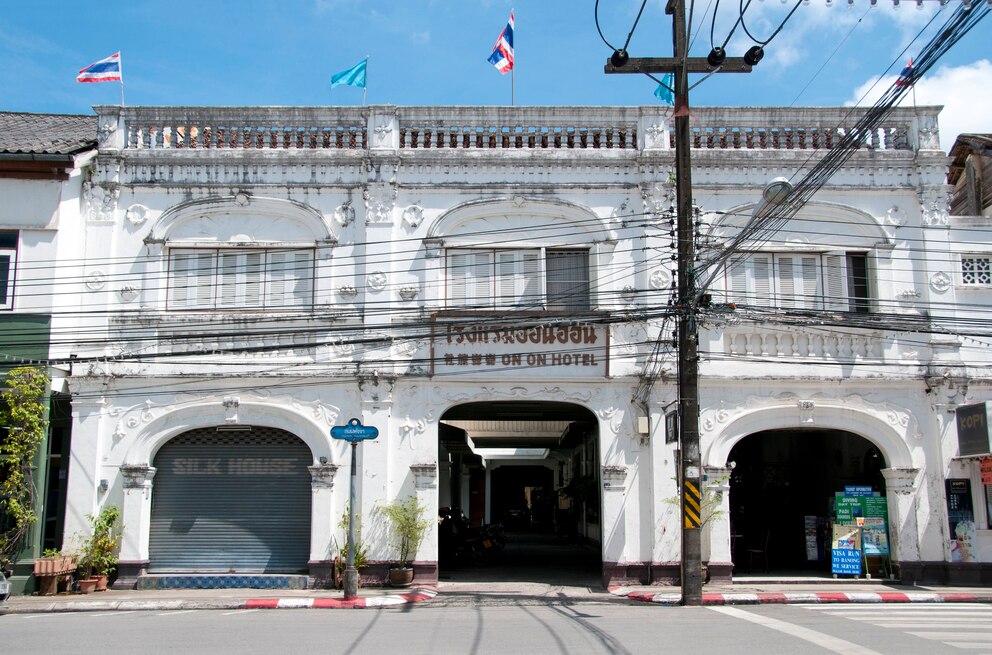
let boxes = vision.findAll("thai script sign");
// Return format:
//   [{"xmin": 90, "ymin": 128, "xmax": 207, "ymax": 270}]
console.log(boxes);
[
  {"xmin": 331, "ymin": 418, "xmax": 379, "ymax": 442},
  {"xmin": 431, "ymin": 319, "xmax": 608, "ymax": 377}
]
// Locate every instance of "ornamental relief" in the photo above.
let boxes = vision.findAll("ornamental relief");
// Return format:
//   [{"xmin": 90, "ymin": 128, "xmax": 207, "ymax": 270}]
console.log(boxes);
[
  {"xmin": 83, "ymin": 182, "xmax": 121, "ymax": 223},
  {"xmin": 701, "ymin": 392, "xmax": 914, "ymax": 436},
  {"xmin": 433, "ymin": 385, "xmax": 598, "ymax": 406},
  {"xmin": 363, "ymin": 184, "xmax": 396, "ymax": 224},
  {"xmin": 334, "ymin": 201, "xmax": 355, "ymax": 227}
]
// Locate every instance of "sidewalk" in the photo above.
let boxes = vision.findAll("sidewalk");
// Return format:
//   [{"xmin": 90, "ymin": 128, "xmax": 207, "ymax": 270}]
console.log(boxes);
[{"xmin": 2, "ymin": 578, "xmax": 992, "ymax": 613}]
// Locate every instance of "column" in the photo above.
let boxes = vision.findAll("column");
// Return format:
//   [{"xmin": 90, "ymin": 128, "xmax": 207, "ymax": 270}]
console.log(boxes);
[
  {"xmin": 308, "ymin": 463, "xmax": 339, "ymax": 589},
  {"xmin": 115, "ymin": 465, "xmax": 156, "ymax": 589},
  {"xmin": 703, "ymin": 465, "xmax": 733, "ymax": 583},
  {"xmin": 882, "ymin": 467, "xmax": 922, "ymax": 580}
]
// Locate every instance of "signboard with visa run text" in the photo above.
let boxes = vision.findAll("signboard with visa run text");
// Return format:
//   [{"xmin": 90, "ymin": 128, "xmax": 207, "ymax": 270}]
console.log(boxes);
[
  {"xmin": 331, "ymin": 418, "xmax": 379, "ymax": 442},
  {"xmin": 831, "ymin": 548, "xmax": 863, "ymax": 575}
]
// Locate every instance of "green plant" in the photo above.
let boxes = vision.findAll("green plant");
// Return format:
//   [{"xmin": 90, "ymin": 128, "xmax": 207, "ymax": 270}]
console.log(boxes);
[
  {"xmin": 0, "ymin": 367, "xmax": 49, "ymax": 564},
  {"xmin": 78, "ymin": 506, "xmax": 122, "ymax": 578},
  {"xmin": 41, "ymin": 548, "xmax": 62, "ymax": 558},
  {"xmin": 335, "ymin": 505, "xmax": 367, "ymax": 570},
  {"xmin": 380, "ymin": 496, "xmax": 430, "ymax": 567}
]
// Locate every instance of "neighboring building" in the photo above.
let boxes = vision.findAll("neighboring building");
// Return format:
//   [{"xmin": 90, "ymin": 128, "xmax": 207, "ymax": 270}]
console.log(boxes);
[
  {"xmin": 0, "ymin": 111, "xmax": 96, "ymax": 593},
  {"xmin": 44, "ymin": 103, "xmax": 990, "ymax": 589},
  {"xmin": 948, "ymin": 133, "xmax": 992, "ymax": 218}
]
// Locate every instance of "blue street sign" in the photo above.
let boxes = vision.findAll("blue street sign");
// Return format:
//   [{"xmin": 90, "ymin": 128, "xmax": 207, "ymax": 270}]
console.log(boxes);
[{"xmin": 331, "ymin": 418, "xmax": 379, "ymax": 442}]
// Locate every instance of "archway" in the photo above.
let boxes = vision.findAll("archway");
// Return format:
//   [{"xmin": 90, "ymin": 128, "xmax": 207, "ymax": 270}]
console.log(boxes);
[
  {"xmin": 437, "ymin": 400, "xmax": 601, "ymax": 584},
  {"xmin": 728, "ymin": 428, "xmax": 887, "ymax": 575}
]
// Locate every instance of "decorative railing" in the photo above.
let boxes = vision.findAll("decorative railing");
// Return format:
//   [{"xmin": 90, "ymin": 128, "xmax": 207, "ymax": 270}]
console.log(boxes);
[
  {"xmin": 96, "ymin": 105, "xmax": 938, "ymax": 154},
  {"xmin": 721, "ymin": 326, "xmax": 884, "ymax": 361}
]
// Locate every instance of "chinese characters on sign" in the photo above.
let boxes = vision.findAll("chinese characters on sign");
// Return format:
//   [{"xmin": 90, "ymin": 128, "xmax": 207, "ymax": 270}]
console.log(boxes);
[{"xmin": 432, "ymin": 320, "xmax": 608, "ymax": 376}]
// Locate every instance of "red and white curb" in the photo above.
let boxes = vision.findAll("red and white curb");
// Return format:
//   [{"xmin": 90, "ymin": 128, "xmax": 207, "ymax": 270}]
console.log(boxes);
[
  {"xmin": 244, "ymin": 587, "xmax": 437, "ymax": 610},
  {"xmin": 609, "ymin": 586, "xmax": 992, "ymax": 605}
]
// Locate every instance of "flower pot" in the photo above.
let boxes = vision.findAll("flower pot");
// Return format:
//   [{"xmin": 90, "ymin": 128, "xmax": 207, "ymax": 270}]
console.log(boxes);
[
  {"xmin": 94, "ymin": 574, "xmax": 109, "ymax": 591},
  {"xmin": 78, "ymin": 578, "xmax": 98, "ymax": 594},
  {"xmin": 34, "ymin": 555, "xmax": 76, "ymax": 577},
  {"xmin": 388, "ymin": 566, "xmax": 415, "ymax": 587}
]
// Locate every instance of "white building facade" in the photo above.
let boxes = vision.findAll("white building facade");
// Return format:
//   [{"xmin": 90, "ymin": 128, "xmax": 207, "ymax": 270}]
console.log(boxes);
[{"xmin": 54, "ymin": 104, "xmax": 992, "ymax": 588}]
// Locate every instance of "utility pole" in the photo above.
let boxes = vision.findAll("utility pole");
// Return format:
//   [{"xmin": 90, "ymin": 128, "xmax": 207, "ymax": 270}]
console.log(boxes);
[{"xmin": 605, "ymin": 0, "xmax": 751, "ymax": 606}]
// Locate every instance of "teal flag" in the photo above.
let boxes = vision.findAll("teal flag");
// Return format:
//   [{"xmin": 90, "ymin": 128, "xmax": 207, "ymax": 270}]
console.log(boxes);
[
  {"xmin": 331, "ymin": 59, "xmax": 367, "ymax": 89},
  {"xmin": 654, "ymin": 73, "xmax": 674, "ymax": 105}
]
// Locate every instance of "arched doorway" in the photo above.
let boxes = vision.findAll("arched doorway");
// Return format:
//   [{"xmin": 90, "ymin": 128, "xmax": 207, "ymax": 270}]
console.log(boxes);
[
  {"xmin": 438, "ymin": 401, "xmax": 601, "ymax": 584},
  {"xmin": 728, "ymin": 428, "xmax": 886, "ymax": 575},
  {"xmin": 149, "ymin": 426, "xmax": 312, "ymax": 573}
]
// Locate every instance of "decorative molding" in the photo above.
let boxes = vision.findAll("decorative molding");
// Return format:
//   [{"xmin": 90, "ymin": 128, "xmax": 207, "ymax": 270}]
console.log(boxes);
[
  {"xmin": 125, "ymin": 204, "xmax": 149, "ymax": 225},
  {"xmin": 798, "ymin": 400, "xmax": 815, "ymax": 425},
  {"xmin": 233, "ymin": 191, "xmax": 251, "ymax": 207},
  {"xmin": 884, "ymin": 205, "xmax": 903, "ymax": 227},
  {"xmin": 930, "ymin": 271, "xmax": 951, "ymax": 293},
  {"xmin": 423, "ymin": 237, "xmax": 443, "ymax": 259},
  {"xmin": 402, "ymin": 204, "xmax": 424, "ymax": 228},
  {"xmin": 86, "ymin": 271, "xmax": 107, "ymax": 290},
  {"xmin": 309, "ymin": 464, "xmax": 339, "ymax": 489},
  {"xmin": 367, "ymin": 271, "xmax": 387, "ymax": 292},
  {"xmin": 120, "ymin": 464, "xmax": 156, "ymax": 490},
  {"xmin": 223, "ymin": 396, "xmax": 240, "ymax": 423},
  {"xmin": 398, "ymin": 285, "xmax": 419, "ymax": 301},
  {"xmin": 334, "ymin": 201, "xmax": 355, "ymax": 227},
  {"xmin": 920, "ymin": 187, "xmax": 950, "ymax": 227},
  {"xmin": 337, "ymin": 285, "xmax": 358, "ymax": 298},
  {"xmin": 118, "ymin": 285, "xmax": 140, "ymax": 302},
  {"xmin": 881, "ymin": 467, "xmax": 919, "ymax": 495},
  {"xmin": 363, "ymin": 184, "xmax": 396, "ymax": 224},
  {"xmin": 649, "ymin": 269, "xmax": 672, "ymax": 290}
]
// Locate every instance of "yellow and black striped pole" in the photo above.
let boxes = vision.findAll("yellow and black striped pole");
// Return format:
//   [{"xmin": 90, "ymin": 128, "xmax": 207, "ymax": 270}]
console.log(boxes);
[{"xmin": 683, "ymin": 479, "xmax": 702, "ymax": 529}]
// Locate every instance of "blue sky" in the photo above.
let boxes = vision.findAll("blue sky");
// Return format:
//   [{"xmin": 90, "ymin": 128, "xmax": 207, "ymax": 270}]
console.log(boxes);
[{"xmin": 1, "ymin": 0, "xmax": 988, "ymax": 149}]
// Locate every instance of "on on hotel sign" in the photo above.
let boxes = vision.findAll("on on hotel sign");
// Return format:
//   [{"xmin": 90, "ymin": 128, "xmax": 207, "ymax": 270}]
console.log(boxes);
[{"xmin": 431, "ymin": 319, "xmax": 609, "ymax": 377}]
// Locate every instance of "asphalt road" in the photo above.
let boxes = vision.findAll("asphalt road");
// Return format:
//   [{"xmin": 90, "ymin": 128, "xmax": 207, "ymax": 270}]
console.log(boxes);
[{"xmin": 4, "ymin": 602, "xmax": 992, "ymax": 654}]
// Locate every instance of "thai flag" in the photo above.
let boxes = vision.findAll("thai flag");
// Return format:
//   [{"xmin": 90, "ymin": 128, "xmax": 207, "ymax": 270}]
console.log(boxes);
[
  {"xmin": 76, "ymin": 52, "xmax": 122, "ymax": 83},
  {"xmin": 488, "ymin": 11, "xmax": 514, "ymax": 75},
  {"xmin": 896, "ymin": 58, "xmax": 914, "ymax": 87}
]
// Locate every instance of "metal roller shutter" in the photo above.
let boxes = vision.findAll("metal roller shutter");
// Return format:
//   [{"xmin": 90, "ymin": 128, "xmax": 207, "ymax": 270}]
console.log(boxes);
[{"xmin": 150, "ymin": 427, "xmax": 312, "ymax": 573}]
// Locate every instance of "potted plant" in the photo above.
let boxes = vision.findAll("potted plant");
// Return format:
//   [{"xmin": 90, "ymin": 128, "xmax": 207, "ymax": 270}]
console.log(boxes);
[
  {"xmin": 76, "ymin": 505, "xmax": 121, "ymax": 593},
  {"xmin": 380, "ymin": 496, "xmax": 430, "ymax": 587}
]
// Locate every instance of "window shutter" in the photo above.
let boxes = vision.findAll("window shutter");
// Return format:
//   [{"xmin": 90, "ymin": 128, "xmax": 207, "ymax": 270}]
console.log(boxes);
[
  {"xmin": 170, "ymin": 253, "xmax": 191, "ymax": 308},
  {"xmin": 448, "ymin": 250, "xmax": 493, "ymax": 308},
  {"xmin": 244, "ymin": 253, "xmax": 262, "ymax": 307},
  {"xmin": 217, "ymin": 252, "xmax": 239, "ymax": 308},
  {"xmin": 194, "ymin": 253, "xmax": 215, "ymax": 307},
  {"xmin": 521, "ymin": 250, "xmax": 542, "ymax": 308},
  {"xmin": 777, "ymin": 255, "xmax": 796, "ymax": 309},
  {"xmin": 268, "ymin": 252, "xmax": 287, "ymax": 307},
  {"xmin": 726, "ymin": 255, "xmax": 748, "ymax": 304},
  {"xmin": 496, "ymin": 251, "xmax": 519, "ymax": 306},
  {"xmin": 291, "ymin": 252, "xmax": 313, "ymax": 306},
  {"xmin": 823, "ymin": 252, "xmax": 848, "ymax": 311},
  {"xmin": 800, "ymin": 256, "xmax": 820, "ymax": 309},
  {"xmin": 753, "ymin": 255, "xmax": 772, "ymax": 306}
]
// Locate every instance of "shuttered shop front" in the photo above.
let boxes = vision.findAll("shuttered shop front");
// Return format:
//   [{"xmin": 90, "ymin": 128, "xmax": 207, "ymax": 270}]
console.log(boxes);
[{"xmin": 150, "ymin": 428, "xmax": 312, "ymax": 572}]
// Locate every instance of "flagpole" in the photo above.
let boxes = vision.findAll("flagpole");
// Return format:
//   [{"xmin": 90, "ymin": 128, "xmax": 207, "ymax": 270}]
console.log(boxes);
[
  {"xmin": 363, "ymin": 56, "xmax": 368, "ymax": 107},
  {"xmin": 119, "ymin": 51, "xmax": 125, "ymax": 107},
  {"xmin": 511, "ymin": 8, "xmax": 515, "ymax": 106}
]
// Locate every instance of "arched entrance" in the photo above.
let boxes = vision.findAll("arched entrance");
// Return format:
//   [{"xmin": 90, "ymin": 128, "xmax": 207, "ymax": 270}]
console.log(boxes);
[
  {"xmin": 149, "ymin": 426, "xmax": 312, "ymax": 573},
  {"xmin": 438, "ymin": 401, "xmax": 601, "ymax": 584},
  {"xmin": 728, "ymin": 428, "xmax": 886, "ymax": 575}
]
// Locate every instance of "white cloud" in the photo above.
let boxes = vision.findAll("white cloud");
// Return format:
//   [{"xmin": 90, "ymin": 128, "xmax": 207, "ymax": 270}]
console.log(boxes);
[
  {"xmin": 846, "ymin": 59, "xmax": 992, "ymax": 152},
  {"xmin": 410, "ymin": 31, "xmax": 431, "ymax": 45}
]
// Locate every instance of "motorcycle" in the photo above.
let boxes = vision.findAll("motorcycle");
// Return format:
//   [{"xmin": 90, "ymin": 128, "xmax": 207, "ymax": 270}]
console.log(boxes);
[{"xmin": 439, "ymin": 507, "xmax": 506, "ymax": 566}]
